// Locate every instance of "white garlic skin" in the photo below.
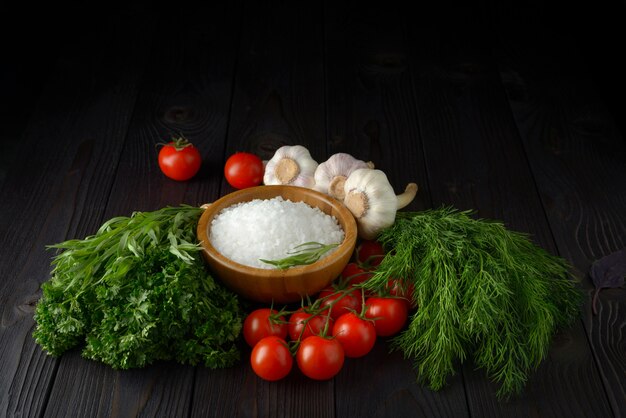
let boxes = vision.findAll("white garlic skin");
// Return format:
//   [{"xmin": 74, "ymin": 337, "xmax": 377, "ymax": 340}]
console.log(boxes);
[
  {"xmin": 313, "ymin": 153, "xmax": 371, "ymax": 199},
  {"xmin": 263, "ymin": 145, "xmax": 318, "ymax": 188},
  {"xmin": 343, "ymin": 168, "xmax": 398, "ymax": 240}
]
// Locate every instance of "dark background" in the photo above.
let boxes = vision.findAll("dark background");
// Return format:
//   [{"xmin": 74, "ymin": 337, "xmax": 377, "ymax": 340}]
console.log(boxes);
[
  {"xmin": 1, "ymin": 1, "xmax": 624, "ymax": 417},
  {"xmin": 2, "ymin": 1, "xmax": 625, "ymax": 150}
]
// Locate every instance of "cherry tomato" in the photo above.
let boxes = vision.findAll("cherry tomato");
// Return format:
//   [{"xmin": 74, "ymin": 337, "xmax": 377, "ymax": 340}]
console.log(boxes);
[
  {"xmin": 332, "ymin": 313, "xmax": 376, "ymax": 358},
  {"xmin": 319, "ymin": 287, "xmax": 361, "ymax": 321},
  {"xmin": 243, "ymin": 309, "xmax": 288, "ymax": 347},
  {"xmin": 340, "ymin": 262, "xmax": 373, "ymax": 286},
  {"xmin": 288, "ymin": 308, "xmax": 334, "ymax": 342},
  {"xmin": 158, "ymin": 138, "xmax": 202, "ymax": 181},
  {"xmin": 296, "ymin": 336, "xmax": 344, "ymax": 380},
  {"xmin": 250, "ymin": 336, "xmax": 293, "ymax": 381},
  {"xmin": 365, "ymin": 297, "xmax": 408, "ymax": 337},
  {"xmin": 355, "ymin": 240, "xmax": 385, "ymax": 268},
  {"xmin": 224, "ymin": 152, "xmax": 264, "ymax": 189}
]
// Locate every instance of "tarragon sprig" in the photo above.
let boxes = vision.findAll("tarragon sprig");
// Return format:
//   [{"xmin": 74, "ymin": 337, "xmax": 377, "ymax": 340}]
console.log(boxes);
[
  {"xmin": 260, "ymin": 242, "xmax": 340, "ymax": 269},
  {"xmin": 33, "ymin": 205, "xmax": 245, "ymax": 370}
]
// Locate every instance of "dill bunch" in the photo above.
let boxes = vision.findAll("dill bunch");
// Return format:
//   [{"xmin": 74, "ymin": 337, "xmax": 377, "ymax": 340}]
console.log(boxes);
[
  {"xmin": 33, "ymin": 205, "xmax": 245, "ymax": 369},
  {"xmin": 365, "ymin": 207, "xmax": 582, "ymax": 398}
]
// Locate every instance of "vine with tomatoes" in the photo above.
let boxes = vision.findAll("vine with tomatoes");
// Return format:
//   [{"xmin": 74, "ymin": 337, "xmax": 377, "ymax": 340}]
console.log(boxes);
[
  {"xmin": 151, "ymin": 144, "xmax": 581, "ymax": 399},
  {"xmin": 244, "ymin": 240, "xmax": 413, "ymax": 381}
]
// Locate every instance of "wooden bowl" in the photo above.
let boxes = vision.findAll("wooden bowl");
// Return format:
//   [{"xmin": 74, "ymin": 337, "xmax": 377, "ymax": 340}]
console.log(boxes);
[{"xmin": 197, "ymin": 185, "xmax": 358, "ymax": 303}]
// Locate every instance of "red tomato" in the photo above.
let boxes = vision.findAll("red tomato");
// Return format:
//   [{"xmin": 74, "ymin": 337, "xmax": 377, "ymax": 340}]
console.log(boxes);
[
  {"xmin": 224, "ymin": 152, "xmax": 264, "ymax": 189},
  {"xmin": 288, "ymin": 308, "xmax": 334, "ymax": 342},
  {"xmin": 243, "ymin": 309, "xmax": 288, "ymax": 347},
  {"xmin": 332, "ymin": 313, "xmax": 376, "ymax": 358},
  {"xmin": 319, "ymin": 287, "xmax": 361, "ymax": 321},
  {"xmin": 340, "ymin": 262, "xmax": 373, "ymax": 286},
  {"xmin": 355, "ymin": 240, "xmax": 385, "ymax": 268},
  {"xmin": 296, "ymin": 336, "xmax": 344, "ymax": 380},
  {"xmin": 250, "ymin": 336, "xmax": 293, "ymax": 381},
  {"xmin": 365, "ymin": 297, "xmax": 408, "ymax": 337},
  {"xmin": 158, "ymin": 138, "xmax": 202, "ymax": 181}
]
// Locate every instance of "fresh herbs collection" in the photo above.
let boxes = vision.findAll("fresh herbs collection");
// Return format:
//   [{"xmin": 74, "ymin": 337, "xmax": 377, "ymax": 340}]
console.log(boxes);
[{"xmin": 33, "ymin": 143, "xmax": 582, "ymax": 399}]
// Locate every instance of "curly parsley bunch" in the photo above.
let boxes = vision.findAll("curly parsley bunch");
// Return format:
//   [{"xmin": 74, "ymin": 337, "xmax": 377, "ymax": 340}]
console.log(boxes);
[{"xmin": 33, "ymin": 206, "xmax": 244, "ymax": 369}]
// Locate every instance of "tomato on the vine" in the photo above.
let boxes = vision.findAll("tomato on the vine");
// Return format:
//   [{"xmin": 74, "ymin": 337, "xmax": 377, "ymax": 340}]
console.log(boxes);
[
  {"xmin": 332, "ymin": 313, "xmax": 376, "ymax": 358},
  {"xmin": 355, "ymin": 240, "xmax": 385, "ymax": 268},
  {"xmin": 243, "ymin": 309, "xmax": 288, "ymax": 347},
  {"xmin": 319, "ymin": 287, "xmax": 361, "ymax": 321},
  {"xmin": 365, "ymin": 297, "xmax": 408, "ymax": 337},
  {"xmin": 340, "ymin": 262, "xmax": 373, "ymax": 286},
  {"xmin": 158, "ymin": 137, "xmax": 202, "ymax": 181},
  {"xmin": 296, "ymin": 336, "xmax": 344, "ymax": 380},
  {"xmin": 288, "ymin": 308, "xmax": 333, "ymax": 342},
  {"xmin": 224, "ymin": 152, "xmax": 264, "ymax": 189},
  {"xmin": 250, "ymin": 336, "xmax": 293, "ymax": 381}
]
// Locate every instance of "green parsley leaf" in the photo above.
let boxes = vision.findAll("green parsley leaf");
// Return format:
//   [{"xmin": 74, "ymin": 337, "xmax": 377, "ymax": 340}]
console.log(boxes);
[{"xmin": 33, "ymin": 205, "xmax": 244, "ymax": 369}]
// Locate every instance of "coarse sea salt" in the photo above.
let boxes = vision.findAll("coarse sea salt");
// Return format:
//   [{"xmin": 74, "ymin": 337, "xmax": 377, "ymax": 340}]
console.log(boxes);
[{"xmin": 209, "ymin": 197, "xmax": 345, "ymax": 269}]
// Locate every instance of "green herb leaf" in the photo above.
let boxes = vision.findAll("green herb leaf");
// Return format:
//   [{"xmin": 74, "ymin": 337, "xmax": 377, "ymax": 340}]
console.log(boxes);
[
  {"xmin": 33, "ymin": 205, "xmax": 245, "ymax": 370},
  {"xmin": 260, "ymin": 242, "xmax": 340, "ymax": 270},
  {"xmin": 365, "ymin": 207, "xmax": 582, "ymax": 399}
]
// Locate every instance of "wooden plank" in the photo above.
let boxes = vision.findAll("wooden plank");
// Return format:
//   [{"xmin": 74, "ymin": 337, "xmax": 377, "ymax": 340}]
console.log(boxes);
[
  {"xmin": 491, "ymin": 3, "xmax": 626, "ymax": 414},
  {"xmin": 564, "ymin": 1, "xmax": 626, "ymax": 140},
  {"xmin": 43, "ymin": 357, "xmax": 194, "ymax": 418},
  {"xmin": 0, "ymin": 33, "xmax": 52, "ymax": 191},
  {"xmin": 0, "ymin": 9, "xmax": 155, "ymax": 418},
  {"xmin": 406, "ymin": 3, "xmax": 613, "ymax": 415},
  {"xmin": 324, "ymin": 2, "xmax": 468, "ymax": 417},
  {"xmin": 195, "ymin": 365, "xmax": 334, "ymax": 418},
  {"xmin": 192, "ymin": 1, "xmax": 333, "ymax": 417},
  {"xmin": 324, "ymin": 2, "xmax": 429, "ymax": 207},
  {"xmin": 94, "ymin": 3, "xmax": 241, "ymax": 215},
  {"xmin": 41, "ymin": 4, "xmax": 241, "ymax": 418},
  {"xmin": 218, "ymin": 0, "xmax": 327, "ymax": 165}
]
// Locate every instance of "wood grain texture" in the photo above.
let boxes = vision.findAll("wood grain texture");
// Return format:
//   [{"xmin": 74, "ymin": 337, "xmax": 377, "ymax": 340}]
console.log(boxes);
[
  {"xmin": 197, "ymin": 1, "xmax": 334, "ymax": 416},
  {"xmin": 100, "ymin": 2, "xmax": 241, "ymax": 214},
  {"xmin": 324, "ymin": 1, "xmax": 428, "ymax": 211},
  {"xmin": 192, "ymin": 363, "xmax": 249, "ymax": 418},
  {"xmin": 336, "ymin": 342, "xmax": 467, "ymax": 418},
  {"xmin": 40, "ymin": 4, "xmax": 242, "ymax": 418},
  {"xmin": 222, "ymin": 0, "xmax": 327, "ymax": 166},
  {"xmin": 492, "ymin": 4, "xmax": 626, "ymax": 414},
  {"xmin": 44, "ymin": 358, "xmax": 194, "ymax": 418},
  {"xmin": 405, "ymin": 2, "xmax": 612, "ymax": 415},
  {"xmin": 0, "ymin": 4, "xmax": 63, "ymax": 186},
  {"xmin": 196, "ymin": 361, "xmax": 335, "ymax": 418},
  {"xmin": 0, "ymin": 45, "xmax": 51, "ymax": 192},
  {"xmin": 0, "ymin": 8, "xmax": 155, "ymax": 418},
  {"xmin": 324, "ymin": 2, "xmax": 466, "ymax": 417},
  {"xmin": 0, "ymin": 2, "xmax": 622, "ymax": 417}
]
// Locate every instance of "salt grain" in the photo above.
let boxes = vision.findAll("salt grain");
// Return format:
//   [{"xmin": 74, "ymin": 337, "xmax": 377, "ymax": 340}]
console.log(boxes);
[{"xmin": 209, "ymin": 197, "xmax": 345, "ymax": 269}]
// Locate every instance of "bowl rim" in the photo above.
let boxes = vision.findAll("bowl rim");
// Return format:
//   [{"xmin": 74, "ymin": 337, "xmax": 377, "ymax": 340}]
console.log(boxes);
[{"xmin": 197, "ymin": 185, "xmax": 357, "ymax": 277}]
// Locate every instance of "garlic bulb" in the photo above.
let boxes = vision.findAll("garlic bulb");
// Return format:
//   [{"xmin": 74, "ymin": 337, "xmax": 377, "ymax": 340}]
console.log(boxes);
[
  {"xmin": 314, "ymin": 153, "xmax": 374, "ymax": 200},
  {"xmin": 263, "ymin": 145, "xmax": 318, "ymax": 188},
  {"xmin": 343, "ymin": 169, "xmax": 418, "ymax": 240}
]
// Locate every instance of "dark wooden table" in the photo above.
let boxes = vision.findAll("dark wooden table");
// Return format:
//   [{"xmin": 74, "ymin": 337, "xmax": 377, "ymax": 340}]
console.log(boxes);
[{"xmin": 1, "ymin": 2, "xmax": 625, "ymax": 417}]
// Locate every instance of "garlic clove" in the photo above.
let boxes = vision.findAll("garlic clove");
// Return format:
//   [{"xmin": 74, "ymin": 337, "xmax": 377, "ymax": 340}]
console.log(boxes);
[
  {"xmin": 314, "ymin": 153, "xmax": 372, "ymax": 200},
  {"xmin": 263, "ymin": 145, "xmax": 318, "ymax": 188},
  {"xmin": 343, "ymin": 169, "xmax": 398, "ymax": 240}
]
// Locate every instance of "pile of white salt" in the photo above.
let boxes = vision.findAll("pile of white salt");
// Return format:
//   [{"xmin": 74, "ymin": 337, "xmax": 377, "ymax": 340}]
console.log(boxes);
[{"xmin": 209, "ymin": 197, "xmax": 344, "ymax": 269}]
